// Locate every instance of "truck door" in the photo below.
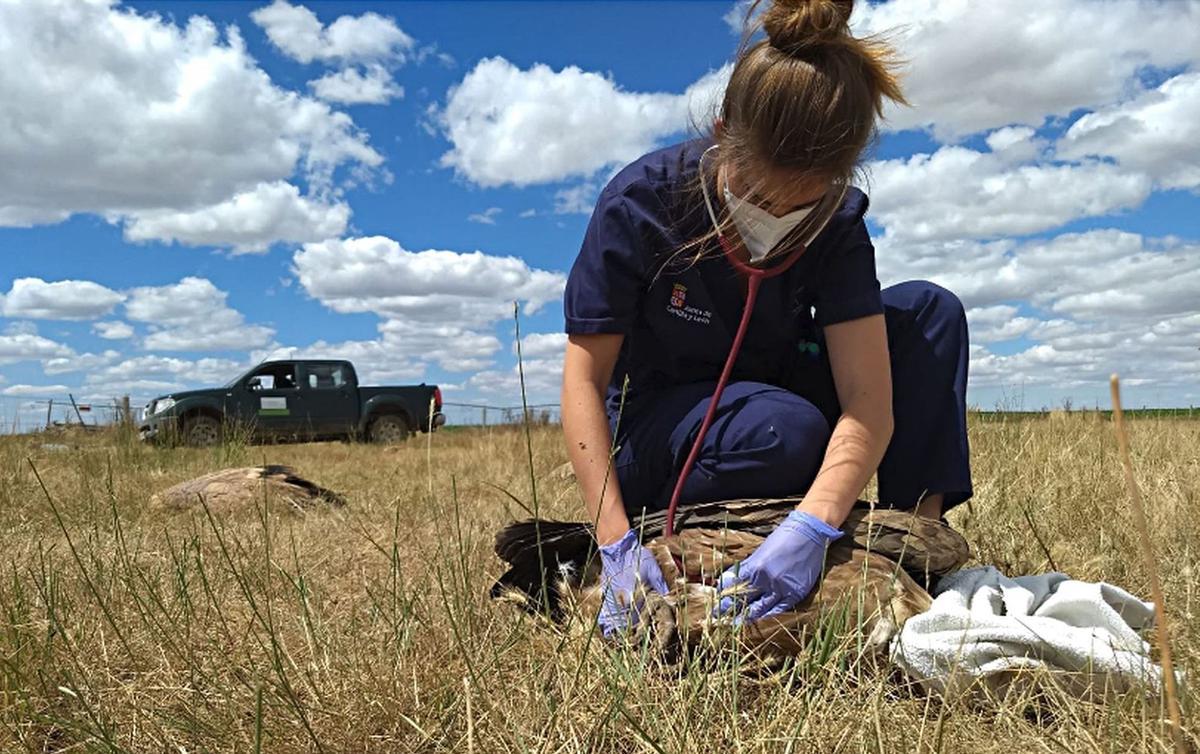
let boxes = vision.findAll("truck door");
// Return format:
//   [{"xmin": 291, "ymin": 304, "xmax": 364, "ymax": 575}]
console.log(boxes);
[
  {"xmin": 238, "ymin": 363, "xmax": 302, "ymax": 438},
  {"xmin": 298, "ymin": 362, "xmax": 358, "ymax": 437}
]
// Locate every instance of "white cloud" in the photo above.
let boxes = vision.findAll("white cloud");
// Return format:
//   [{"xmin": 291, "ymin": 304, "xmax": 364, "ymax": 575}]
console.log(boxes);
[
  {"xmin": 1, "ymin": 278, "xmax": 124, "ymax": 320},
  {"xmin": 78, "ymin": 354, "xmax": 246, "ymax": 399},
  {"xmin": 437, "ymin": 57, "xmax": 730, "ymax": 187},
  {"xmin": 124, "ymin": 277, "xmax": 274, "ymax": 351},
  {"xmin": 0, "ymin": 333, "xmax": 72, "ymax": 365},
  {"xmin": 1057, "ymin": 71, "xmax": 1200, "ymax": 191},
  {"xmin": 93, "ymin": 321, "xmax": 135, "ymax": 340},
  {"xmin": 853, "ymin": 0, "xmax": 1200, "ymax": 141},
  {"xmin": 867, "ymin": 139, "xmax": 1151, "ymax": 243},
  {"xmin": 3, "ymin": 322, "xmax": 38, "ymax": 337},
  {"xmin": 462, "ymin": 357, "xmax": 563, "ymax": 406},
  {"xmin": 515, "ymin": 332, "xmax": 567, "ymax": 359},
  {"xmin": 0, "ymin": 0, "xmax": 380, "ymax": 248},
  {"xmin": 467, "ymin": 207, "xmax": 502, "ymax": 225},
  {"xmin": 878, "ymin": 229, "xmax": 1200, "ymax": 401},
  {"xmin": 43, "ymin": 350, "xmax": 121, "ymax": 375},
  {"xmin": 292, "ymin": 236, "xmax": 566, "ymax": 326},
  {"xmin": 723, "ymin": 0, "xmax": 755, "ymax": 35},
  {"xmin": 964, "ymin": 305, "xmax": 1039, "ymax": 344},
  {"xmin": 281, "ymin": 236, "xmax": 570, "ymax": 390},
  {"xmin": 121, "ymin": 181, "xmax": 349, "ymax": 253},
  {"xmin": 553, "ymin": 182, "xmax": 600, "ymax": 215},
  {"xmin": 251, "ymin": 0, "xmax": 414, "ymax": 65},
  {"xmin": 309, "ymin": 64, "xmax": 403, "ymax": 105},
  {"xmin": 87, "ymin": 354, "xmax": 244, "ymax": 385},
  {"xmin": 2, "ymin": 384, "xmax": 69, "ymax": 397}
]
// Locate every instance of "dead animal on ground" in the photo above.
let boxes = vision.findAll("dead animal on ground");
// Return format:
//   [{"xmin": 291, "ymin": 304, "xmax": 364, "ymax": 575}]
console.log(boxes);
[
  {"xmin": 152, "ymin": 465, "xmax": 346, "ymax": 513},
  {"xmin": 491, "ymin": 499, "xmax": 970, "ymax": 667}
]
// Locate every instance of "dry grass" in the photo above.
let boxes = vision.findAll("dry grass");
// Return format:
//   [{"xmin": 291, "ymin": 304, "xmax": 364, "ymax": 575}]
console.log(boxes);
[{"xmin": 0, "ymin": 414, "xmax": 1197, "ymax": 752}]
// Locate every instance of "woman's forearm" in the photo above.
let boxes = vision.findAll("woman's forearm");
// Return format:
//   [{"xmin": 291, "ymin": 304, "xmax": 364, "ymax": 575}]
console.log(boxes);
[
  {"xmin": 796, "ymin": 409, "xmax": 893, "ymax": 528},
  {"xmin": 561, "ymin": 377, "xmax": 631, "ymax": 545}
]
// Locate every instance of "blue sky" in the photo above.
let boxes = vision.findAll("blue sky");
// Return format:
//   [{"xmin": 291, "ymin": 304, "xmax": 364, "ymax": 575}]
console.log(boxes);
[{"xmin": 1, "ymin": 0, "xmax": 1198, "ymax": 429}]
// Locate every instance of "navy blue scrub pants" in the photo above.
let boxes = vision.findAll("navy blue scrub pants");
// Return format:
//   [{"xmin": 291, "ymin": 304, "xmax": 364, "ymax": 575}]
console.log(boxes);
[{"xmin": 612, "ymin": 280, "xmax": 972, "ymax": 517}]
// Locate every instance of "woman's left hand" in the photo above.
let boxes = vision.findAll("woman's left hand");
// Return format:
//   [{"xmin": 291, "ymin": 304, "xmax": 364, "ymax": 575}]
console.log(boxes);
[{"xmin": 714, "ymin": 510, "xmax": 844, "ymax": 624}]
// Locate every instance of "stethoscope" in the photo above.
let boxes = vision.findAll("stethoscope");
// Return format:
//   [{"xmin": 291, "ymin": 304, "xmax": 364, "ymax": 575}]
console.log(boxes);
[{"xmin": 662, "ymin": 146, "xmax": 847, "ymax": 538}]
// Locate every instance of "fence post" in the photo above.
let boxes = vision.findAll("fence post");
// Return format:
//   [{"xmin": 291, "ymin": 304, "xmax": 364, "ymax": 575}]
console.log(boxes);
[
  {"xmin": 68, "ymin": 394, "xmax": 86, "ymax": 426},
  {"xmin": 121, "ymin": 395, "xmax": 132, "ymax": 428},
  {"xmin": 45, "ymin": 399, "xmax": 54, "ymax": 429}
]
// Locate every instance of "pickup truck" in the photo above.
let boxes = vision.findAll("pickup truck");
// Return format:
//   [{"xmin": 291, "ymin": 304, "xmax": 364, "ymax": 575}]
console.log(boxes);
[{"xmin": 139, "ymin": 359, "xmax": 444, "ymax": 446}]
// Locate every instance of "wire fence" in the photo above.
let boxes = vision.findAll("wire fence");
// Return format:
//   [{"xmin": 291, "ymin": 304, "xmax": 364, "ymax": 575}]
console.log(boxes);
[
  {"xmin": 0, "ymin": 394, "xmax": 134, "ymax": 435},
  {"xmin": 440, "ymin": 402, "xmax": 562, "ymax": 427},
  {"xmin": 0, "ymin": 394, "xmax": 563, "ymax": 435}
]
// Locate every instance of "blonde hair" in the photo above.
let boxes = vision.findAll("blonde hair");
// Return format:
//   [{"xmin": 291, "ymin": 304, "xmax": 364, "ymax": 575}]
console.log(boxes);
[
  {"xmin": 662, "ymin": 0, "xmax": 905, "ymax": 273},
  {"xmin": 723, "ymin": 0, "xmax": 906, "ymax": 182}
]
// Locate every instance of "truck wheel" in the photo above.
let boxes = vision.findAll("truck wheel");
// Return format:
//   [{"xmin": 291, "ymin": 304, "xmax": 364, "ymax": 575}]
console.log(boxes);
[
  {"xmin": 182, "ymin": 416, "xmax": 222, "ymax": 447},
  {"xmin": 369, "ymin": 414, "xmax": 411, "ymax": 444}
]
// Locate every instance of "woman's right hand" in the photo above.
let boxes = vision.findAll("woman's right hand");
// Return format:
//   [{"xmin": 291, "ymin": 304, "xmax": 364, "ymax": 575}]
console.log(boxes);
[{"xmin": 597, "ymin": 529, "xmax": 669, "ymax": 636}]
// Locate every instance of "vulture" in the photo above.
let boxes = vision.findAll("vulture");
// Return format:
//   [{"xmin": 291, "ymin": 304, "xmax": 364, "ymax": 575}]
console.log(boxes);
[
  {"xmin": 152, "ymin": 465, "xmax": 345, "ymax": 513},
  {"xmin": 491, "ymin": 498, "xmax": 970, "ymax": 666}
]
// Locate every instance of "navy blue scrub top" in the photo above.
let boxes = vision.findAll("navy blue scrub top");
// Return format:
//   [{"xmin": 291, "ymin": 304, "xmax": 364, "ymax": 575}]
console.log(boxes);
[{"xmin": 564, "ymin": 139, "xmax": 885, "ymax": 419}]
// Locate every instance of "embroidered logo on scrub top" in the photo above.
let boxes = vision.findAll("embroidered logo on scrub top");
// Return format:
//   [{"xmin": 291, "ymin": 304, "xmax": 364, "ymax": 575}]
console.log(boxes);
[{"xmin": 665, "ymin": 283, "xmax": 713, "ymax": 325}]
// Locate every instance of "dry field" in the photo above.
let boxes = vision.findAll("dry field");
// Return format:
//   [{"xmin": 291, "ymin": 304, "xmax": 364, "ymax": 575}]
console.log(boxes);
[{"xmin": 0, "ymin": 414, "xmax": 1198, "ymax": 752}]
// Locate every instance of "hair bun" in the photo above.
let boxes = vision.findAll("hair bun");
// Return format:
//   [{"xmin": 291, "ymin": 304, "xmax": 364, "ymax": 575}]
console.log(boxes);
[{"xmin": 762, "ymin": 0, "xmax": 853, "ymax": 54}]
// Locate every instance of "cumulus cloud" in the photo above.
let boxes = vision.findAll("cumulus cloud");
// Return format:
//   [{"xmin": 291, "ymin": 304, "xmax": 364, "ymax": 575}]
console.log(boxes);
[
  {"xmin": 0, "ymin": 0, "xmax": 380, "ymax": 249},
  {"xmin": 79, "ymin": 354, "xmax": 247, "ymax": 399},
  {"xmin": 93, "ymin": 321, "xmax": 135, "ymax": 340},
  {"xmin": 515, "ymin": 332, "xmax": 567, "ymax": 359},
  {"xmin": 964, "ymin": 305, "xmax": 1040, "ymax": 345},
  {"xmin": 308, "ymin": 64, "xmax": 404, "ymax": 105},
  {"xmin": 0, "ymin": 333, "xmax": 72, "ymax": 365},
  {"xmin": 292, "ymin": 236, "xmax": 566, "ymax": 326},
  {"xmin": 251, "ymin": 1, "xmax": 412, "ymax": 109},
  {"xmin": 437, "ymin": 57, "xmax": 730, "ymax": 187},
  {"xmin": 867, "ymin": 138, "xmax": 1152, "ymax": 243},
  {"xmin": 2, "ymin": 384, "xmax": 70, "ymax": 397},
  {"xmin": 121, "ymin": 181, "xmax": 350, "ymax": 253},
  {"xmin": 279, "ymin": 236, "xmax": 570, "ymax": 392},
  {"xmin": 1057, "ymin": 71, "xmax": 1200, "ymax": 191},
  {"xmin": 1, "ymin": 278, "xmax": 124, "ymax": 320},
  {"xmin": 853, "ymin": 0, "xmax": 1200, "ymax": 141},
  {"xmin": 251, "ymin": 0, "xmax": 414, "ymax": 65},
  {"xmin": 124, "ymin": 277, "xmax": 274, "ymax": 351},
  {"xmin": 462, "ymin": 357, "xmax": 564, "ymax": 406},
  {"xmin": 260, "ymin": 319, "xmax": 502, "ymax": 382},
  {"xmin": 877, "ymin": 229, "xmax": 1200, "ymax": 403},
  {"xmin": 42, "ymin": 350, "xmax": 122, "ymax": 375}
]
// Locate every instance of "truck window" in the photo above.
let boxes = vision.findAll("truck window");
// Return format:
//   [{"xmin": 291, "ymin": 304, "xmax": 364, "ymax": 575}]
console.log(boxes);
[
  {"xmin": 248, "ymin": 364, "xmax": 298, "ymax": 391},
  {"xmin": 306, "ymin": 364, "xmax": 348, "ymax": 390}
]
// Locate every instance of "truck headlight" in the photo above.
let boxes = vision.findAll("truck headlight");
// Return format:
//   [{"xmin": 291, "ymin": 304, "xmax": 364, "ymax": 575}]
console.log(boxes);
[{"xmin": 154, "ymin": 397, "xmax": 176, "ymax": 415}]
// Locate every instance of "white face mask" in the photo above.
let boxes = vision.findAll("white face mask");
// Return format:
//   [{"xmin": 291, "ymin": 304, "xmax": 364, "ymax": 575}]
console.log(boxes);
[{"xmin": 722, "ymin": 178, "xmax": 816, "ymax": 262}]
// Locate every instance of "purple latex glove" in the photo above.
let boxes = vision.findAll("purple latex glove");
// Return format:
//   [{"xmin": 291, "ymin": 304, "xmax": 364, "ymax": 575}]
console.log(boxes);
[
  {"xmin": 597, "ymin": 529, "xmax": 669, "ymax": 636},
  {"xmin": 715, "ymin": 509, "xmax": 844, "ymax": 624}
]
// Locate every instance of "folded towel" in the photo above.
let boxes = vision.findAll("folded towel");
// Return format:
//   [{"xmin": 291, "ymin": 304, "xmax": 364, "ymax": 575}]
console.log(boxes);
[{"xmin": 888, "ymin": 565, "xmax": 1176, "ymax": 699}]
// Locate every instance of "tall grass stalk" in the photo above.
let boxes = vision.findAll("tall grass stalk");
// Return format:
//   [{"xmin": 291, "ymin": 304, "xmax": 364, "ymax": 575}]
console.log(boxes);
[{"xmin": 1110, "ymin": 375, "xmax": 1185, "ymax": 752}]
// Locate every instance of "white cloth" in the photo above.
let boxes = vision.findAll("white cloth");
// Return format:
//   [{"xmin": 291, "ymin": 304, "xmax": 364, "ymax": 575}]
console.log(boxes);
[{"xmin": 888, "ymin": 566, "xmax": 1174, "ymax": 699}]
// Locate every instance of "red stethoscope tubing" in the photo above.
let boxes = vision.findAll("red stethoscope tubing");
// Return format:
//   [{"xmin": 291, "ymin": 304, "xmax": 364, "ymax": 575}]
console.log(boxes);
[{"xmin": 661, "ymin": 234, "xmax": 806, "ymax": 538}]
